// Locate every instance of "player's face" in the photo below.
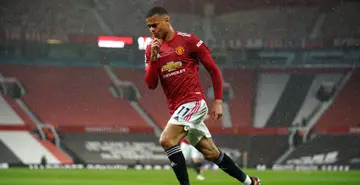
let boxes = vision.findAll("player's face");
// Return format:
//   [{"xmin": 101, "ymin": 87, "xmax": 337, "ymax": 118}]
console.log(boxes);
[{"xmin": 146, "ymin": 15, "xmax": 169, "ymax": 39}]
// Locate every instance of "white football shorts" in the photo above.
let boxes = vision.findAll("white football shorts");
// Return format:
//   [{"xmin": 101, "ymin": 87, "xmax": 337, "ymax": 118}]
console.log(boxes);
[
  {"xmin": 180, "ymin": 142, "xmax": 203, "ymax": 160},
  {"xmin": 168, "ymin": 99, "xmax": 211, "ymax": 146}
]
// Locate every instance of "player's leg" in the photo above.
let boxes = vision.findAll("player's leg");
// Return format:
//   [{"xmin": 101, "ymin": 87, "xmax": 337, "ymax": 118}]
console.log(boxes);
[
  {"xmin": 190, "ymin": 146, "xmax": 205, "ymax": 180},
  {"xmin": 161, "ymin": 99, "xmax": 205, "ymax": 184},
  {"xmin": 191, "ymin": 158, "xmax": 203, "ymax": 178},
  {"xmin": 211, "ymin": 162, "xmax": 219, "ymax": 173},
  {"xmin": 200, "ymin": 161, "xmax": 209, "ymax": 173},
  {"xmin": 180, "ymin": 142, "xmax": 191, "ymax": 161},
  {"xmin": 194, "ymin": 137, "xmax": 260, "ymax": 185},
  {"xmin": 159, "ymin": 123, "xmax": 189, "ymax": 185},
  {"xmin": 181, "ymin": 143, "xmax": 199, "ymax": 176}
]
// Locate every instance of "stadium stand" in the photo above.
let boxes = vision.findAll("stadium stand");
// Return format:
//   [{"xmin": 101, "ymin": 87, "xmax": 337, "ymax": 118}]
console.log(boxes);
[
  {"xmin": 315, "ymin": 69, "xmax": 360, "ymax": 129},
  {"xmin": 248, "ymin": 135, "xmax": 289, "ymax": 167},
  {"xmin": 1, "ymin": 0, "xmax": 359, "ymax": 48},
  {"xmin": 94, "ymin": 0, "xmax": 151, "ymax": 36},
  {"xmin": 58, "ymin": 132, "xmax": 289, "ymax": 168},
  {"xmin": 60, "ymin": 132, "xmax": 169, "ymax": 165},
  {"xmin": 280, "ymin": 134, "xmax": 360, "ymax": 168},
  {"xmin": 0, "ymin": 135, "xmax": 23, "ymax": 164},
  {"xmin": 0, "ymin": 130, "xmax": 62, "ymax": 164},
  {"xmin": 214, "ymin": 7, "xmax": 319, "ymax": 40},
  {"xmin": 293, "ymin": 73, "xmax": 344, "ymax": 126},
  {"xmin": 0, "ymin": 95, "xmax": 25, "ymax": 126},
  {"xmin": 0, "ymin": 65, "xmax": 150, "ymax": 130},
  {"xmin": 320, "ymin": 2, "xmax": 360, "ymax": 38},
  {"xmin": 0, "ymin": 0, "xmax": 104, "ymax": 37},
  {"xmin": 0, "ymin": 95, "xmax": 35, "ymax": 128},
  {"xmin": 212, "ymin": 134, "xmax": 289, "ymax": 168},
  {"xmin": 253, "ymin": 68, "xmax": 349, "ymax": 128},
  {"xmin": 1, "ymin": 0, "xmax": 359, "ymax": 42},
  {"xmin": 1, "ymin": 89, "xmax": 74, "ymax": 164},
  {"xmin": 222, "ymin": 69, "xmax": 254, "ymax": 128},
  {"xmin": 253, "ymin": 73, "xmax": 290, "ymax": 128},
  {"xmin": 113, "ymin": 68, "xmax": 170, "ymax": 129}
]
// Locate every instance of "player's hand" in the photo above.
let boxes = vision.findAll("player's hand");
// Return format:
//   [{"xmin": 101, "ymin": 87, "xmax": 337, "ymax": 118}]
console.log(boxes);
[
  {"xmin": 150, "ymin": 38, "xmax": 162, "ymax": 61},
  {"xmin": 210, "ymin": 99, "xmax": 222, "ymax": 123}
]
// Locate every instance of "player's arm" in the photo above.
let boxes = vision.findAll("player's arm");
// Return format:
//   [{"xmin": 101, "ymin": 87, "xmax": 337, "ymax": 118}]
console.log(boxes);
[
  {"xmin": 189, "ymin": 35, "xmax": 223, "ymax": 121},
  {"xmin": 190, "ymin": 35, "xmax": 223, "ymax": 101},
  {"xmin": 144, "ymin": 44, "xmax": 159, "ymax": 90},
  {"xmin": 198, "ymin": 50, "xmax": 223, "ymax": 101}
]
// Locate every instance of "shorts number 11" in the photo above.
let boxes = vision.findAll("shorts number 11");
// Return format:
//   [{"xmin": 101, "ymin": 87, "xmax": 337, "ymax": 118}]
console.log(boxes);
[{"xmin": 178, "ymin": 106, "xmax": 190, "ymax": 116}]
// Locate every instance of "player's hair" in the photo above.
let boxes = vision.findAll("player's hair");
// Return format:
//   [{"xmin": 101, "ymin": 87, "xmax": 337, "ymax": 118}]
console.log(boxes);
[{"xmin": 146, "ymin": 7, "xmax": 168, "ymax": 18}]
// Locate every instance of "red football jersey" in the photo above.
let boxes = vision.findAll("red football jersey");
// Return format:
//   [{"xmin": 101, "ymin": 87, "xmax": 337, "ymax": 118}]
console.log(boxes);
[{"xmin": 145, "ymin": 31, "xmax": 222, "ymax": 115}]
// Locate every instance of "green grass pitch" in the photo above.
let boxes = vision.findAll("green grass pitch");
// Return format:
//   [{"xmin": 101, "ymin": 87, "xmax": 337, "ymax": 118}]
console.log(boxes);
[{"xmin": 0, "ymin": 168, "xmax": 359, "ymax": 185}]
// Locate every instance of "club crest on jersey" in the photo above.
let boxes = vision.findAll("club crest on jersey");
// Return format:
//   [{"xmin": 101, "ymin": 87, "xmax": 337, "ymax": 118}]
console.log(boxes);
[
  {"xmin": 162, "ymin": 61, "xmax": 182, "ymax": 72},
  {"xmin": 175, "ymin": 46, "xmax": 185, "ymax": 55}
]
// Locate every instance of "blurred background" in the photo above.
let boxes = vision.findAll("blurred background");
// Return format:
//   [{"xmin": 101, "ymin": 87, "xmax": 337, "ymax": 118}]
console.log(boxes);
[{"xmin": 0, "ymin": 0, "xmax": 359, "ymax": 184}]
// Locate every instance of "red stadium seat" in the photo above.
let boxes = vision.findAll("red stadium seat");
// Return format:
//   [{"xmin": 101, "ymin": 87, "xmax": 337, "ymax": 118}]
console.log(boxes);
[
  {"xmin": 1, "ymin": 95, "xmax": 35, "ymax": 128},
  {"xmin": 113, "ymin": 68, "xmax": 170, "ymax": 129},
  {"xmin": 0, "ymin": 65, "xmax": 150, "ymax": 130},
  {"xmin": 223, "ymin": 69, "xmax": 255, "ymax": 128},
  {"xmin": 315, "ymin": 69, "xmax": 360, "ymax": 129}
]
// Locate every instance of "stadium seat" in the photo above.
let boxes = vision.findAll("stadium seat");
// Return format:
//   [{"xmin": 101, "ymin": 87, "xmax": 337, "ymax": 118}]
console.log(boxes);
[
  {"xmin": 223, "ymin": 69, "xmax": 255, "ymax": 128},
  {"xmin": 253, "ymin": 68, "xmax": 346, "ymax": 128},
  {"xmin": 280, "ymin": 134, "xmax": 360, "ymax": 166},
  {"xmin": 315, "ymin": 69, "xmax": 360, "ymax": 129},
  {"xmin": 0, "ymin": 65, "xmax": 150, "ymax": 129},
  {"xmin": 0, "ymin": 95, "xmax": 35, "ymax": 128},
  {"xmin": 320, "ymin": 2, "xmax": 360, "ymax": 38},
  {"xmin": 213, "ymin": 7, "xmax": 318, "ymax": 40},
  {"xmin": 113, "ymin": 68, "xmax": 170, "ymax": 129}
]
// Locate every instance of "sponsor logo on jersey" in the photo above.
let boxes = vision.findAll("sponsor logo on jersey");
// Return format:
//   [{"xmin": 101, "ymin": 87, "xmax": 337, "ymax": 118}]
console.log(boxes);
[
  {"xmin": 175, "ymin": 46, "xmax": 185, "ymax": 55},
  {"xmin": 163, "ymin": 69, "xmax": 186, "ymax": 78},
  {"xmin": 161, "ymin": 61, "xmax": 182, "ymax": 72}
]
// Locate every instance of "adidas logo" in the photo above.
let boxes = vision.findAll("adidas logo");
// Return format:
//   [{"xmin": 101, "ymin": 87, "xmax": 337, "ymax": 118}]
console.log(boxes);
[{"xmin": 170, "ymin": 162, "xmax": 177, "ymax": 167}]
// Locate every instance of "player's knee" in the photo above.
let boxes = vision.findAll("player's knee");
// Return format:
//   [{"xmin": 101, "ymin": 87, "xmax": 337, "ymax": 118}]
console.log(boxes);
[
  {"xmin": 159, "ymin": 136, "xmax": 178, "ymax": 150},
  {"xmin": 203, "ymin": 148, "xmax": 220, "ymax": 161}
]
